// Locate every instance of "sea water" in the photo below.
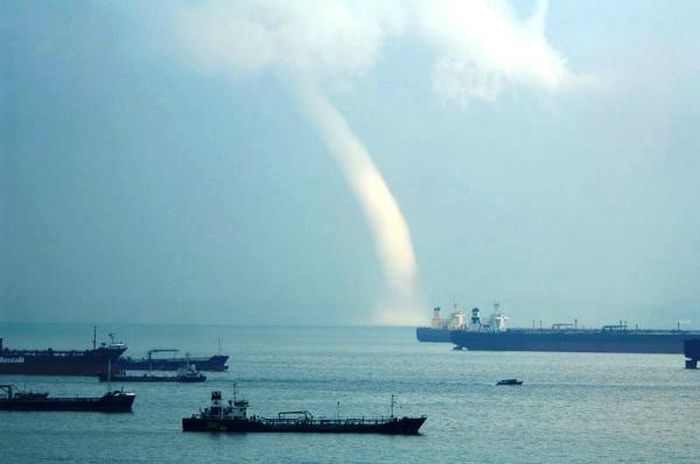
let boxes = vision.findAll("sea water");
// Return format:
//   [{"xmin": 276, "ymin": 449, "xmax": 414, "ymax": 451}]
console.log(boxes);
[{"xmin": 0, "ymin": 323, "xmax": 697, "ymax": 463}]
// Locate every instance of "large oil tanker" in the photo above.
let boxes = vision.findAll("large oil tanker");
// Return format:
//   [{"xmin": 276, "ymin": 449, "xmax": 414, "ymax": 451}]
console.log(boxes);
[
  {"xmin": 0, "ymin": 331, "xmax": 126, "ymax": 376},
  {"xmin": 417, "ymin": 305, "xmax": 700, "ymax": 354}
]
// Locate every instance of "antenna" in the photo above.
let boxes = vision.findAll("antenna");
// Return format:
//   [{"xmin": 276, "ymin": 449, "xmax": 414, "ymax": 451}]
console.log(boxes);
[
  {"xmin": 107, "ymin": 357, "xmax": 112, "ymax": 392},
  {"xmin": 677, "ymin": 320, "xmax": 690, "ymax": 331},
  {"xmin": 336, "ymin": 401, "xmax": 340, "ymax": 419},
  {"xmin": 390, "ymin": 394, "xmax": 396, "ymax": 418},
  {"xmin": 233, "ymin": 382, "xmax": 237, "ymax": 403},
  {"xmin": 93, "ymin": 326, "xmax": 97, "ymax": 350}
]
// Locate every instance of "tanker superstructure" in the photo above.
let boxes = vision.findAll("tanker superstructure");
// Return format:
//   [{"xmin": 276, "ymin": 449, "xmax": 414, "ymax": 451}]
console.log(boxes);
[
  {"xmin": 417, "ymin": 305, "xmax": 700, "ymax": 354},
  {"xmin": 416, "ymin": 305, "xmax": 469, "ymax": 342}
]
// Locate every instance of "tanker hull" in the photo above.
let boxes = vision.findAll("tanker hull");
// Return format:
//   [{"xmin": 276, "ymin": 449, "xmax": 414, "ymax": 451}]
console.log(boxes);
[
  {"xmin": 0, "ymin": 337, "xmax": 126, "ymax": 376},
  {"xmin": 182, "ymin": 416, "xmax": 426, "ymax": 435},
  {"xmin": 0, "ymin": 391, "xmax": 135, "ymax": 412},
  {"xmin": 449, "ymin": 330, "xmax": 696, "ymax": 354},
  {"xmin": 416, "ymin": 327, "xmax": 451, "ymax": 343},
  {"xmin": 116, "ymin": 355, "xmax": 228, "ymax": 372}
]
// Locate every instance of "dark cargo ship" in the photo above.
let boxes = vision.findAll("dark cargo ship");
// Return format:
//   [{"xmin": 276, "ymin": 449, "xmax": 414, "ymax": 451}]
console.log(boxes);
[
  {"xmin": 182, "ymin": 390, "xmax": 426, "ymax": 435},
  {"xmin": 418, "ymin": 305, "xmax": 700, "ymax": 354},
  {"xmin": 0, "ymin": 385, "xmax": 135, "ymax": 412},
  {"xmin": 116, "ymin": 349, "xmax": 228, "ymax": 372},
  {"xmin": 0, "ymin": 332, "xmax": 127, "ymax": 376}
]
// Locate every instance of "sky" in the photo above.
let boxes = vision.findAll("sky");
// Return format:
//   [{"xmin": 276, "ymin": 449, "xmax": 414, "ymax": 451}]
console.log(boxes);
[{"xmin": 1, "ymin": 0, "xmax": 699, "ymax": 328}]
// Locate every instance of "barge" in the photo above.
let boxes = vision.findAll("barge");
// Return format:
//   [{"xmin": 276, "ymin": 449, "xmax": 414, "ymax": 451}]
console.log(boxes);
[{"xmin": 99, "ymin": 364, "xmax": 206, "ymax": 382}]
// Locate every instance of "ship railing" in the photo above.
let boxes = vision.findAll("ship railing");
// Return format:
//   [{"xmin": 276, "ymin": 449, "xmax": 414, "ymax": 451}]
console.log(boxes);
[
  {"xmin": 505, "ymin": 328, "xmax": 700, "ymax": 335},
  {"xmin": 6, "ymin": 350, "xmax": 87, "ymax": 357},
  {"xmin": 263, "ymin": 416, "xmax": 399, "ymax": 426},
  {"xmin": 278, "ymin": 410, "xmax": 313, "ymax": 421}
]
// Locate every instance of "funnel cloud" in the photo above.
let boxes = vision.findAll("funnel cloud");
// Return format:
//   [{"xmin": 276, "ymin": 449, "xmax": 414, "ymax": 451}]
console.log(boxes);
[
  {"xmin": 173, "ymin": 0, "xmax": 575, "ymax": 323},
  {"xmin": 295, "ymin": 83, "xmax": 420, "ymax": 323}
]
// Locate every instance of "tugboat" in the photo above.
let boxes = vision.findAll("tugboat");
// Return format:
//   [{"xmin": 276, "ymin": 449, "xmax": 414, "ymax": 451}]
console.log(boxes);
[
  {"xmin": 98, "ymin": 363, "xmax": 206, "ymax": 383},
  {"xmin": 182, "ymin": 388, "xmax": 427, "ymax": 435},
  {"xmin": 0, "ymin": 384, "xmax": 135, "ymax": 412}
]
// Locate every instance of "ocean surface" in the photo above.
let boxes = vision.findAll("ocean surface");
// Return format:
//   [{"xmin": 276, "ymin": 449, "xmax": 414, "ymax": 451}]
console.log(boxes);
[{"xmin": 0, "ymin": 323, "xmax": 698, "ymax": 463}]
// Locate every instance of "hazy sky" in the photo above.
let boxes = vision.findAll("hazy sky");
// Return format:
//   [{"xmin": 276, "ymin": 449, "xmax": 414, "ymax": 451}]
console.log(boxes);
[{"xmin": 2, "ymin": 1, "xmax": 699, "ymax": 327}]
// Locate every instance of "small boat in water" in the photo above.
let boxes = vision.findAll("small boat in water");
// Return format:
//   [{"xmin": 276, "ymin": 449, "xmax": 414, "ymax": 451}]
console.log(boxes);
[
  {"xmin": 98, "ymin": 364, "xmax": 206, "ymax": 383},
  {"xmin": 182, "ymin": 389, "xmax": 427, "ymax": 435},
  {"xmin": 0, "ymin": 384, "xmax": 135, "ymax": 412},
  {"xmin": 496, "ymin": 378, "xmax": 523, "ymax": 386}
]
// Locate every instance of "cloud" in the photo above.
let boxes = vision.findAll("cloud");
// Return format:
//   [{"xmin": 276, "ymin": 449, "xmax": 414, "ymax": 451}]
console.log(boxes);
[
  {"xmin": 175, "ymin": 0, "xmax": 577, "ymax": 103},
  {"xmin": 175, "ymin": 0, "xmax": 399, "ymax": 83},
  {"xmin": 414, "ymin": 0, "xmax": 573, "ymax": 105}
]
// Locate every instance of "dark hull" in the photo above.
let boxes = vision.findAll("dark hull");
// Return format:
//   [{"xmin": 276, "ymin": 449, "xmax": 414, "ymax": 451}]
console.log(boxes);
[
  {"xmin": 416, "ymin": 327, "xmax": 451, "ymax": 343},
  {"xmin": 0, "ymin": 393, "xmax": 135, "ymax": 412},
  {"xmin": 0, "ymin": 347, "xmax": 127, "ymax": 376},
  {"xmin": 182, "ymin": 416, "xmax": 426, "ymax": 435},
  {"xmin": 98, "ymin": 374, "xmax": 206, "ymax": 383},
  {"xmin": 449, "ymin": 330, "xmax": 700, "ymax": 354},
  {"xmin": 685, "ymin": 339, "xmax": 700, "ymax": 369},
  {"xmin": 117, "ymin": 355, "xmax": 228, "ymax": 372}
]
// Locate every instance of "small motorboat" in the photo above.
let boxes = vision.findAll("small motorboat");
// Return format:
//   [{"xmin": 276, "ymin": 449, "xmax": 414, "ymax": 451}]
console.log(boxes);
[{"xmin": 496, "ymin": 378, "xmax": 523, "ymax": 386}]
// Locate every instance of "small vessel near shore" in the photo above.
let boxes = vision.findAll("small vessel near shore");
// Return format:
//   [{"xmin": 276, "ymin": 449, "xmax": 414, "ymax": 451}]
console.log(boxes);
[
  {"xmin": 182, "ymin": 389, "xmax": 427, "ymax": 435},
  {"xmin": 496, "ymin": 378, "xmax": 523, "ymax": 386},
  {"xmin": 98, "ymin": 364, "xmax": 206, "ymax": 383},
  {"xmin": 116, "ymin": 349, "xmax": 228, "ymax": 372},
  {"xmin": 0, "ymin": 384, "xmax": 135, "ymax": 412}
]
